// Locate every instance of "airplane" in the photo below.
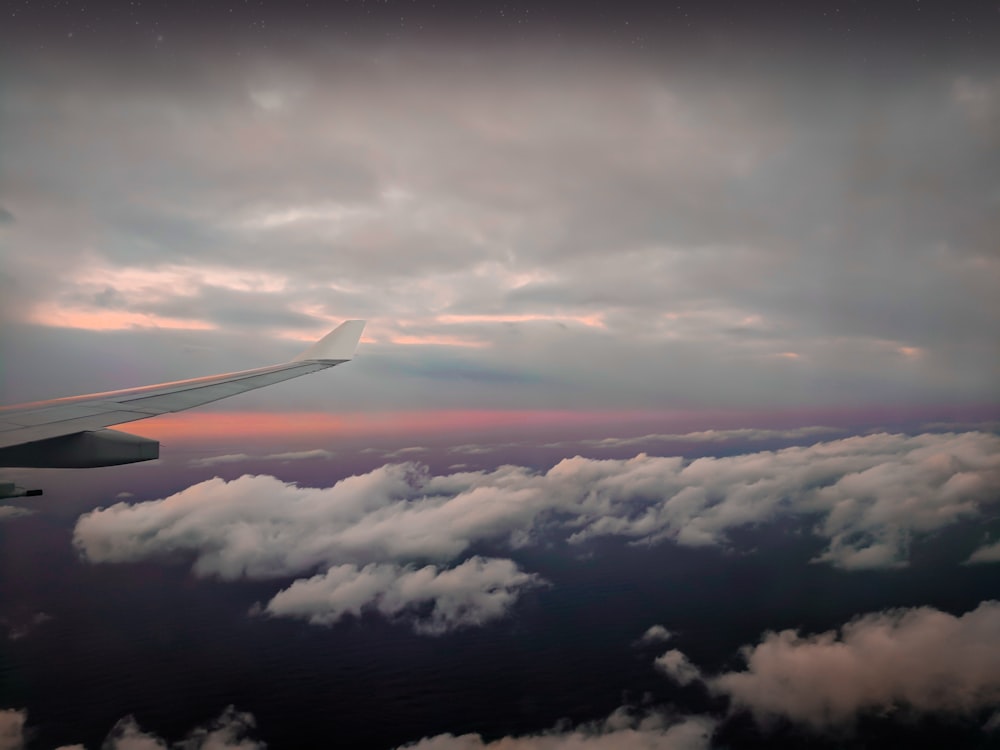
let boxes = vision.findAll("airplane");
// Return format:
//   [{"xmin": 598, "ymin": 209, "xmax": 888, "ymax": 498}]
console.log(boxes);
[{"xmin": 0, "ymin": 320, "xmax": 366, "ymax": 499}]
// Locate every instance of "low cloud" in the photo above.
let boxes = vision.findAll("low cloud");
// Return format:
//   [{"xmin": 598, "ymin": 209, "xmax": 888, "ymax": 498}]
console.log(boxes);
[
  {"xmin": 260, "ymin": 556, "xmax": 545, "ymax": 635},
  {"xmin": 396, "ymin": 709, "xmax": 716, "ymax": 750},
  {"xmin": 653, "ymin": 601, "xmax": 1000, "ymax": 729},
  {"xmin": 1, "ymin": 612, "xmax": 51, "ymax": 641},
  {"xmin": 638, "ymin": 624, "xmax": 673, "ymax": 644},
  {"xmin": 0, "ymin": 709, "xmax": 25, "ymax": 750},
  {"xmin": 101, "ymin": 706, "xmax": 263, "ymax": 750},
  {"xmin": 966, "ymin": 540, "xmax": 1000, "ymax": 564},
  {"xmin": 654, "ymin": 650, "xmax": 702, "ymax": 687},
  {"xmin": 0, "ymin": 507, "xmax": 34, "ymax": 523},
  {"xmin": 550, "ymin": 426, "xmax": 843, "ymax": 450},
  {"xmin": 190, "ymin": 449, "xmax": 333, "ymax": 467},
  {"xmin": 76, "ymin": 432, "xmax": 1000, "ymax": 577}
]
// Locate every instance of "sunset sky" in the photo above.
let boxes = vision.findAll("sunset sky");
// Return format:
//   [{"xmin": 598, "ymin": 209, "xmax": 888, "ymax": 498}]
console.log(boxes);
[{"xmin": 1, "ymin": 2, "xmax": 999, "ymax": 749}]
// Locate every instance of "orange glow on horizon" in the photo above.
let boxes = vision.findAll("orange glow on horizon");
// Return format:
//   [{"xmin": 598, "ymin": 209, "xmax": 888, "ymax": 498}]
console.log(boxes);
[{"xmin": 117, "ymin": 409, "xmax": 649, "ymax": 443}]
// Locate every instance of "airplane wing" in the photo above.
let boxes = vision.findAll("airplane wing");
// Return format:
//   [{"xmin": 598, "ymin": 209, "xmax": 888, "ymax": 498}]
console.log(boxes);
[{"xmin": 0, "ymin": 320, "xmax": 366, "ymax": 476}]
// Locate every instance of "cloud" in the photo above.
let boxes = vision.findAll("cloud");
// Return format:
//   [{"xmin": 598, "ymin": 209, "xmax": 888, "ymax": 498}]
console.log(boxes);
[
  {"xmin": 2, "ymin": 42, "xmax": 998, "ymax": 413},
  {"xmin": 1, "ymin": 706, "xmax": 264, "ymax": 750},
  {"xmin": 1, "ymin": 612, "xmax": 51, "ymax": 641},
  {"xmin": 189, "ymin": 448, "xmax": 333, "ymax": 467},
  {"xmin": 260, "ymin": 556, "xmax": 546, "ymax": 635},
  {"xmin": 966, "ymin": 540, "xmax": 1000, "ymax": 564},
  {"xmin": 0, "ymin": 709, "xmax": 25, "ymax": 750},
  {"xmin": 702, "ymin": 601, "xmax": 1000, "ymax": 728},
  {"xmin": 446, "ymin": 426, "xmax": 845, "ymax": 457},
  {"xmin": 383, "ymin": 446, "xmax": 430, "ymax": 458},
  {"xmin": 550, "ymin": 426, "xmax": 843, "ymax": 450},
  {"xmin": 396, "ymin": 709, "xmax": 716, "ymax": 750},
  {"xmin": 188, "ymin": 453, "xmax": 257, "ymax": 467},
  {"xmin": 0, "ymin": 507, "xmax": 34, "ymax": 523},
  {"xmin": 654, "ymin": 650, "xmax": 702, "ymax": 687},
  {"xmin": 75, "ymin": 432, "xmax": 1000, "ymax": 578},
  {"xmin": 102, "ymin": 706, "xmax": 262, "ymax": 750},
  {"xmin": 638, "ymin": 624, "xmax": 673, "ymax": 644}
]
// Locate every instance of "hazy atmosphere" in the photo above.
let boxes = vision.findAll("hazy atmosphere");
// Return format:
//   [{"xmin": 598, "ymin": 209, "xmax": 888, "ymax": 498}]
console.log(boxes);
[{"xmin": 1, "ymin": 1, "xmax": 998, "ymax": 748}]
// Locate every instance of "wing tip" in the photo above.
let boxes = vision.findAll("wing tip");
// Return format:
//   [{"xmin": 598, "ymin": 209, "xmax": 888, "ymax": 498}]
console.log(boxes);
[{"xmin": 293, "ymin": 320, "xmax": 367, "ymax": 362}]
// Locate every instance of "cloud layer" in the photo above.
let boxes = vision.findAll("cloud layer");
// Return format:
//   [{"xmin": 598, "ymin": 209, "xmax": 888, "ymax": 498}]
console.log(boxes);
[
  {"xmin": 76, "ymin": 431, "xmax": 1000, "ymax": 578},
  {"xmin": 2, "ymin": 40, "xmax": 998, "ymax": 412}
]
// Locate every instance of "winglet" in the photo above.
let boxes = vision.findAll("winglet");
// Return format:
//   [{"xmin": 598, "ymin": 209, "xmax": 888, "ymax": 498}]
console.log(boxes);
[{"xmin": 293, "ymin": 320, "xmax": 367, "ymax": 362}]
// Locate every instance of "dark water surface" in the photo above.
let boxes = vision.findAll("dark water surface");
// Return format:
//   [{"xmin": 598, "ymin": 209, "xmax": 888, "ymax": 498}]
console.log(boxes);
[{"xmin": 2, "ymin": 501, "xmax": 997, "ymax": 749}]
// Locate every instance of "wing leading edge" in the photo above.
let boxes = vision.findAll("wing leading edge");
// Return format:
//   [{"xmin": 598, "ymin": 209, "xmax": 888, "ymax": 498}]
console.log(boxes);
[{"xmin": 0, "ymin": 320, "xmax": 366, "ymax": 470}]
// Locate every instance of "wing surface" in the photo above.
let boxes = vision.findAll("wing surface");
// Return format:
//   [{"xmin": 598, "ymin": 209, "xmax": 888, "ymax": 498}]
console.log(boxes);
[{"xmin": 0, "ymin": 320, "xmax": 366, "ymax": 452}]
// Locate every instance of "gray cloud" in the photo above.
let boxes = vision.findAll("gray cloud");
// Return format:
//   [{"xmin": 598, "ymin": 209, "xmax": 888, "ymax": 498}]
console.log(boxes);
[
  {"xmin": 101, "ymin": 706, "xmax": 263, "ymax": 750},
  {"xmin": 446, "ymin": 426, "xmax": 845, "ymax": 457},
  {"xmin": 966, "ymin": 540, "xmax": 1000, "ymax": 565},
  {"xmin": 0, "ymin": 507, "xmax": 34, "ymax": 523},
  {"xmin": 260, "ymin": 556, "xmax": 545, "ymax": 635},
  {"xmin": 190, "ymin": 448, "xmax": 333, "ymax": 467},
  {"xmin": 74, "ymin": 432, "xmax": 1000, "ymax": 582},
  {"xmin": 702, "ymin": 600, "xmax": 1000, "ymax": 728},
  {"xmin": 638, "ymin": 624, "xmax": 673, "ymax": 645},
  {"xmin": 396, "ymin": 709, "xmax": 716, "ymax": 750},
  {"xmin": 1, "ymin": 45, "xmax": 997, "ymax": 410},
  {"xmin": 654, "ymin": 650, "xmax": 702, "ymax": 687},
  {"xmin": 549, "ymin": 426, "xmax": 844, "ymax": 450}
]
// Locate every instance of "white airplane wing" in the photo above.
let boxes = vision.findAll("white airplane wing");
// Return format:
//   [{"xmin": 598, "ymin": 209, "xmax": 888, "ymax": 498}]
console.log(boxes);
[{"xmin": 0, "ymin": 320, "xmax": 366, "ymax": 479}]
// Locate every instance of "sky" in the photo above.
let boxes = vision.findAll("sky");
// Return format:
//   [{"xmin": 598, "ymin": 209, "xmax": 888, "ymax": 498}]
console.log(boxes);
[{"xmin": 1, "ymin": 1, "xmax": 999, "ymax": 749}]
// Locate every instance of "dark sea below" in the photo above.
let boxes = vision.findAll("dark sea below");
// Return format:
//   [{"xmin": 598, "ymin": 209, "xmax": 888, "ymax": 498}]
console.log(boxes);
[{"xmin": 1, "ymin": 503, "xmax": 996, "ymax": 749}]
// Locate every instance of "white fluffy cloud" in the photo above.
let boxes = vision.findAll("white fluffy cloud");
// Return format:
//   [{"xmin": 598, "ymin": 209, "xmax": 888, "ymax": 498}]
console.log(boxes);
[
  {"xmin": 653, "ymin": 601, "xmax": 1000, "ymax": 728},
  {"xmin": 261, "ymin": 556, "xmax": 545, "ymax": 635},
  {"xmin": 396, "ymin": 709, "xmax": 716, "ymax": 750},
  {"xmin": 75, "ymin": 431, "xmax": 1000, "ymax": 575}
]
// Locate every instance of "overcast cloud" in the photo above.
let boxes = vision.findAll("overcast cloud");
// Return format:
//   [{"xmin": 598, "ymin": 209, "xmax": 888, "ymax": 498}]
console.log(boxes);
[{"xmin": 2, "ymin": 38, "xmax": 997, "ymax": 412}]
